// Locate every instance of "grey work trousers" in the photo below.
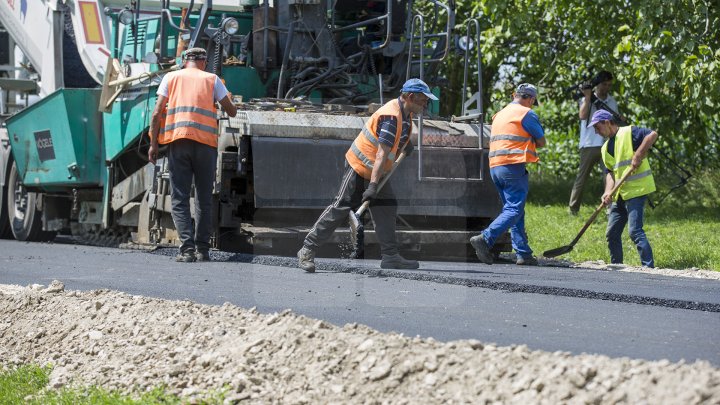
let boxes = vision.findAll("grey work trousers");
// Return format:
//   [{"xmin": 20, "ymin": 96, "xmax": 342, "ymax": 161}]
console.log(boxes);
[
  {"xmin": 304, "ymin": 164, "xmax": 399, "ymax": 256},
  {"xmin": 167, "ymin": 139, "xmax": 218, "ymax": 254},
  {"xmin": 569, "ymin": 146, "xmax": 603, "ymax": 213}
]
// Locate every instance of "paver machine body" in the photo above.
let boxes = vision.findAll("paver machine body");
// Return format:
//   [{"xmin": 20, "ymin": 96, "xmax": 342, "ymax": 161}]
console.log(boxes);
[{"xmin": 0, "ymin": 0, "xmax": 509, "ymax": 258}]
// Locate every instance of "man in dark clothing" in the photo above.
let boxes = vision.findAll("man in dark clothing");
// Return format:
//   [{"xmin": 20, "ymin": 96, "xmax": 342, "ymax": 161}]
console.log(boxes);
[{"xmin": 148, "ymin": 47, "xmax": 238, "ymax": 262}]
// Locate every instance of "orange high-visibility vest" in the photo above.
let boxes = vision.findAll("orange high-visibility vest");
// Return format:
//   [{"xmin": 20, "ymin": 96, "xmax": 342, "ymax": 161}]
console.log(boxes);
[
  {"xmin": 158, "ymin": 68, "xmax": 219, "ymax": 148},
  {"xmin": 345, "ymin": 98, "xmax": 412, "ymax": 179},
  {"xmin": 488, "ymin": 103, "xmax": 539, "ymax": 168}
]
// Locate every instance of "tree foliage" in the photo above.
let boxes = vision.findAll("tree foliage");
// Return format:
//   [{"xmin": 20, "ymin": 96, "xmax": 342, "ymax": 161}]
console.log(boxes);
[{"xmin": 420, "ymin": 0, "xmax": 720, "ymax": 176}]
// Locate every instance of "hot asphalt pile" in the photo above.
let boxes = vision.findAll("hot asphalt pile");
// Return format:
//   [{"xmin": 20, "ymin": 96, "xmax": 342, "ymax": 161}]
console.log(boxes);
[{"xmin": 2, "ymin": 282, "xmax": 719, "ymax": 403}]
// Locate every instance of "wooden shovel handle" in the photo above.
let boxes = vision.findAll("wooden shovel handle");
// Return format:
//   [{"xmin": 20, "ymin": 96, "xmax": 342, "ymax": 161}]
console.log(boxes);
[{"xmin": 568, "ymin": 168, "xmax": 635, "ymax": 247}]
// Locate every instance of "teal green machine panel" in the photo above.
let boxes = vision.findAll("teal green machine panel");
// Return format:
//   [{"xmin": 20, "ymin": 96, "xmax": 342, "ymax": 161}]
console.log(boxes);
[
  {"xmin": 223, "ymin": 67, "xmax": 278, "ymax": 99},
  {"xmin": 6, "ymin": 89, "xmax": 103, "ymax": 189},
  {"xmin": 103, "ymin": 86, "xmax": 158, "ymax": 161}
]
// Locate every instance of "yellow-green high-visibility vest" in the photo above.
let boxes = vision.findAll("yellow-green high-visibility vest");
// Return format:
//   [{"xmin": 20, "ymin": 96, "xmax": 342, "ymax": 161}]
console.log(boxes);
[{"xmin": 601, "ymin": 126, "xmax": 656, "ymax": 201}]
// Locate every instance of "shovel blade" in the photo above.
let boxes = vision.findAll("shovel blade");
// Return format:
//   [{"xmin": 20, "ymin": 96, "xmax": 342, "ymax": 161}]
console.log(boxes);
[{"xmin": 543, "ymin": 245, "xmax": 574, "ymax": 258}]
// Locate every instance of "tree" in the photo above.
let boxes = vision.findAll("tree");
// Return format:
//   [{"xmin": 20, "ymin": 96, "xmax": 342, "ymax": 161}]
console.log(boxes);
[{"xmin": 417, "ymin": 0, "xmax": 720, "ymax": 175}]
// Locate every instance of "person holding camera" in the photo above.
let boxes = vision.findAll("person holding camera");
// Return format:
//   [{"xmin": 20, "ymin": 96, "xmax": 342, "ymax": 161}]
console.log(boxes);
[{"xmin": 568, "ymin": 71, "xmax": 625, "ymax": 215}]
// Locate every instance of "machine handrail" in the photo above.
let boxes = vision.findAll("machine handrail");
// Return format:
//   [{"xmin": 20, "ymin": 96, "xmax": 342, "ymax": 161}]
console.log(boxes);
[{"xmin": 406, "ymin": 0, "xmax": 453, "ymax": 65}]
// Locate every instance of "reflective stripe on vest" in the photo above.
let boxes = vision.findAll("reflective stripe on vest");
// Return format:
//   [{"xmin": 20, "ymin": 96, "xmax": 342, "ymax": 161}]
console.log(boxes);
[
  {"xmin": 601, "ymin": 126, "xmax": 656, "ymax": 201},
  {"xmin": 346, "ymin": 98, "xmax": 411, "ymax": 179},
  {"xmin": 488, "ymin": 103, "xmax": 539, "ymax": 168},
  {"xmin": 158, "ymin": 68, "xmax": 219, "ymax": 148}
]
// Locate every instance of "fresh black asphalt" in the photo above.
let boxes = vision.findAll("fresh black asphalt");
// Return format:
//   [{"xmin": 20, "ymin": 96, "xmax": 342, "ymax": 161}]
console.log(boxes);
[{"xmin": 1, "ymin": 239, "xmax": 719, "ymax": 366}]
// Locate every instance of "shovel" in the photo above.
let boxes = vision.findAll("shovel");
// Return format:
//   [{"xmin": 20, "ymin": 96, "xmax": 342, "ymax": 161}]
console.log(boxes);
[
  {"xmin": 348, "ymin": 151, "xmax": 407, "ymax": 259},
  {"xmin": 543, "ymin": 169, "xmax": 634, "ymax": 258}
]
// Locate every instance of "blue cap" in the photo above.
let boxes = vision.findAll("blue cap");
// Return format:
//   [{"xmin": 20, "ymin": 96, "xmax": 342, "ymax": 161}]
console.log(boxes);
[
  {"xmin": 515, "ymin": 83, "xmax": 539, "ymax": 105},
  {"xmin": 401, "ymin": 78, "xmax": 439, "ymax": 100},
  {"xmin": 587, "ymin": 109, "xmax": 614, "ymax": 128}
]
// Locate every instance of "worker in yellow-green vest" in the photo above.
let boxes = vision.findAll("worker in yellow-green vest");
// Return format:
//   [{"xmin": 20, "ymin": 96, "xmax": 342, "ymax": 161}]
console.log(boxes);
[{"xmin": 588, "ymin": 109, "xmax": 657, "ymax": 268}]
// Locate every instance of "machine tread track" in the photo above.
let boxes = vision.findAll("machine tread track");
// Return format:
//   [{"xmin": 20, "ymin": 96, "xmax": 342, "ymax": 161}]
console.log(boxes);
[{"xmin": 71, "ymin": 223, "xmax": 131, "ymax": 248}]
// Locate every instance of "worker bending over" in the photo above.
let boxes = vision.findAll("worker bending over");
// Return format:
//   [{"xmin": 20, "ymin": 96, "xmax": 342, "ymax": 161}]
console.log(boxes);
[
  {"xmin": 297, "ymin": 78, "xmax": 437, "ymax": 272},
  {"xmin": 589, "ymin": 109, "xmax": 657, "ymax": 268},
  {"xmin": 470, "ymin": 83, "xmax": 546, "ymax": 265},
  {"xmin": 148, "ymin": 47, "xmax": 237, "ymax": 262}
]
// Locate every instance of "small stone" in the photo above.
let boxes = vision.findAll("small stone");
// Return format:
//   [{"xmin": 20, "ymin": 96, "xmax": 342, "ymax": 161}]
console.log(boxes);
[
  {"xmin": 423, "ymin": 373, "xmax": 437, "ymax": 386},
  {"xmin": 88, "ymin": 330, "xmax": 103, "ymax": 340},
  {"xmin": 368, "ymin": 360, "xmax": 392, "ymax": 381},
  {"xmin": 45, "ymin": 280, "xmax": 65, "ymax": 294},
  {"xmin": 358, "ymin": 339, "xmax": 374, "ymax": 351}
]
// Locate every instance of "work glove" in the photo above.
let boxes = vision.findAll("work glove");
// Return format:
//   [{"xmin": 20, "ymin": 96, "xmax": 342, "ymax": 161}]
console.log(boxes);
[
  {"xmin": 362, "ymin": 182, "xmax": 379, "ymax": 203},
  {"xmin": 403, "ymin": 141, "xmax": 414, "ymax": 157}
]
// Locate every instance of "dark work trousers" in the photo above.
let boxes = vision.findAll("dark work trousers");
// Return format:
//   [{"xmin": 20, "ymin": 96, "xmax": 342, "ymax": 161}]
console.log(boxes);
[
  {"xmin": 569, "ymin": 146, "xmax": 603, "ymax": 213},
  {"xmin": 304, "ymin": 163, "xmax": 399, "ymax": 256},
  {"xmin": 167, "ymin": 139, "xmax": 218, "ymax": 254}
]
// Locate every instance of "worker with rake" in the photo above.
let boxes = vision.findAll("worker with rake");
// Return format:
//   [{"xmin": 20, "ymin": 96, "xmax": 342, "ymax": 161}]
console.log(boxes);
[{"xmin": 297, "ymin": 79, "xmax": 436, "ymax": 272}]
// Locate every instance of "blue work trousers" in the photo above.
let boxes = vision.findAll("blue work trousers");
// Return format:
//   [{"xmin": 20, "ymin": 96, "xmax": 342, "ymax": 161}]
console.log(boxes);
[
  {"xmin": 482, "ymin": 163, "xmax": 533, "ymax": 259},
  {"xmin": 606, "ymin": 195, "xmax": 654, "ymax": 267}
]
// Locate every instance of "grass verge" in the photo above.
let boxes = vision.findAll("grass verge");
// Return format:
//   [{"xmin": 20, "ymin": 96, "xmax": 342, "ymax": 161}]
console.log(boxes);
[
  {"xmin": 525, "ymin": 171, "xmax": 720, "ymax": 271},
  {"xmin": 0, "ymin": 364, "xmax": 225, "ymax": 405}
]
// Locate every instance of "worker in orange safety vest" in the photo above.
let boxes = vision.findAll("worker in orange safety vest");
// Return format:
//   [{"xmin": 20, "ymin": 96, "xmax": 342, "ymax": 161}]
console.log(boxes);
[
  {"xmin": 148, "ymin": 47, "xmax": 237, "ymax": 263},
  {"xmin": 470, "ymin": 83, "xmax": 546, "ymax": 266},
  {"xmin": 297, "ymin": 78, "xmax": 437, "ymax": 272}
]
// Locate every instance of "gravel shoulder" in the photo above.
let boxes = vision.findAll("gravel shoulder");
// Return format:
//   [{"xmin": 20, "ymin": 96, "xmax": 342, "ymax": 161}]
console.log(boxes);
[
  {"xmin": 571, "ymin": 260, "xmax": 720, "ymax": 280},
  {"xmin": 2, "ymin": 281, "xmax": 719, "ymax": 404}
]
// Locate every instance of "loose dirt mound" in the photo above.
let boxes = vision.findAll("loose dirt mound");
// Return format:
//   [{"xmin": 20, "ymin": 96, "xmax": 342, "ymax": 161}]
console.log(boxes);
[
  {"xmin": 1, "ymin": 282, "xmax": 719, "ymax": 403},
  {"xmin": 573, "ymin": 261, "xmax": 720, "ymax": 280}
]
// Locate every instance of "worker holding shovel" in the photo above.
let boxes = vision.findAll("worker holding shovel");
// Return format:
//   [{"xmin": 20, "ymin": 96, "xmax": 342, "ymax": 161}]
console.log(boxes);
[
  {"xmin": 590, "ymin": 109, "xmax": 658, "ymax": 268},
  {"xmin": 296, "ymin": 79, "xmax": 437, "ymax": 272}
]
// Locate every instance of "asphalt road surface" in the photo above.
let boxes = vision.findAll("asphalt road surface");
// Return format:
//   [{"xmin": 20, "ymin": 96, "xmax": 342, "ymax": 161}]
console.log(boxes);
[{"xmin": 2, "ymin": 239, "xmax": 719, "ymax": 366}]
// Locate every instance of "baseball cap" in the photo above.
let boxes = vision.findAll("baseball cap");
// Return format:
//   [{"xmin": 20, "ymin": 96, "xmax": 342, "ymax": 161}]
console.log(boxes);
[
  {"xmin": 515, "ymin": 83, "xmax": 539, "ymax": 105},
  {"xmin": 587, "ymin": 109, "xmax": 614, "ymax": 128},
  {"xmin": 184, "ymin": 47, "xmax": 207, "ymax": 60},
  {"xmin": 401, "ymin": 78, "xmax": 439, "ymax": 100}
]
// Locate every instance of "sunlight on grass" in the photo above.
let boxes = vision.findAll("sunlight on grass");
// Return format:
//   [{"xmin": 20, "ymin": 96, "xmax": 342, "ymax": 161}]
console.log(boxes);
[
  {"xmin": 524, "ymin": 176, "xmax": 720, "ymax": 271},
  {"xmin": 0, "ymin": 364, "xmax": 224, "ymax": 405}
]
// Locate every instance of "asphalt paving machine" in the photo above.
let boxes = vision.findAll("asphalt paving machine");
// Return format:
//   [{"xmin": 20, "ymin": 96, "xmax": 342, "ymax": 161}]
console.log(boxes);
[{"xmin": 0, "ymin": 0, "xmax": 508, "ymax": 259}]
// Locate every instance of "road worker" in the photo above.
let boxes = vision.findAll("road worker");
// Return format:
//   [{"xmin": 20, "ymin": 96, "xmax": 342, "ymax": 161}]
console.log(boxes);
[
  {"xmin": 470, "ymin": 83, "xmax": 546, "ymax": 265},
  {"xmin": 589, "ymin": 109, "xmax": 657, "ymax": 268},
  {"xmin": 148, "ymin": 47, "xmax": 237, "ymax": 262},
  {"xmin": 296, "ymin": 78, "xmax": 437, "ymax": 272}
]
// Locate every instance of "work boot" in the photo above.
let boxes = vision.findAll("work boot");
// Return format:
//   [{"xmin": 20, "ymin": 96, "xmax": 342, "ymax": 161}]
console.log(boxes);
[
  {"xmin": 297, "ymin": 246, "xmax": 316, "ymax": 273},
  {"xmin": 380, "ymin": 253, "xmax": 419, "ymax": 269},
  {"xmin": 516, "ymin": 256, "xmax": 538, "ymax": 266},
  {"xmin": 176, "ymin": 250, "xmax": 197, "ymax": 263},
  {"xmin": 195, "ymin": 249, "xmax": 211, "ymax": 262},
  {"xmin": 470, "ymin": 235, "xmax": 493, "ymax": 264}
]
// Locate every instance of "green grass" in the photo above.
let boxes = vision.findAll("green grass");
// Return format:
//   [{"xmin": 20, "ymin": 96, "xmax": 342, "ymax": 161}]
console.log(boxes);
[
  {"xmin": 0, "ymin": 364, "xmax": 226, "ymax": 405},
  {"xmin": 525, "ymin": 171, "xmax": 720, "ymax": 271}
]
